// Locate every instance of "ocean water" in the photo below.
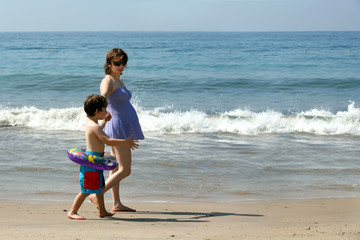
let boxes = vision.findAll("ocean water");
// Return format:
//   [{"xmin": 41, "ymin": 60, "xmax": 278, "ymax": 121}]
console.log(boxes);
[{"xmin": 1, "ymin": 31, "xmax": 360, "ymax": 203}]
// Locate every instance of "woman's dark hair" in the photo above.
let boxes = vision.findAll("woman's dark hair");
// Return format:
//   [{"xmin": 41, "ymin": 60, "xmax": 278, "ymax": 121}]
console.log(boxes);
[
  {"xmin": 104, "ymin": 48, "xmax": 128, "ymax": 75},
  {"xmin": 84, "ymin": 94, "xmax": 107, "ymax": 117}
]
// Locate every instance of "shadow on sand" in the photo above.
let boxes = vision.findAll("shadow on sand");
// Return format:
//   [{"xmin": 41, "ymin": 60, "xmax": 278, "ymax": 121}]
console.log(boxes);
[{"xmin": 101, "ymin": 210, "xmax": 264, "ymax": 223}]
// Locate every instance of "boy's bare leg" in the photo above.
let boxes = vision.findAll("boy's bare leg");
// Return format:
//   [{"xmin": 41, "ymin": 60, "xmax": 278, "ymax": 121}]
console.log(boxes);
[
  {"xmin": 89, "ymin": 146, "xmax": 135, "ymax": 212},
  {"xmin": 68, "ymin": 192, "xmax": 89, "ymax": 220},
  {"xmin": 89, "ymin": 194, "xmax": 99, "ymax": 209},
  {"xmin": 96, "ymin": 193, "xmax": 114, "ymax": 218}
]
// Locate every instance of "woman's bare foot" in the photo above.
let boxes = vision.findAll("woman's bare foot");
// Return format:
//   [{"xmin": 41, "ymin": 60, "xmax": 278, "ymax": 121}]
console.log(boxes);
[
  {"xmin": 112, "ymin": 204, "xmax": 136, "ymax": 212},
  {"xmin": 67, "ymin": 212, "xmax": 86, "ymax": 220},
  {"xmin": 89, "ymin": 194, "xmax": 99, "ymax": 209},
  {"xmin": 99, "ymin": 210, "xmax": 115, "ymax": 218}
]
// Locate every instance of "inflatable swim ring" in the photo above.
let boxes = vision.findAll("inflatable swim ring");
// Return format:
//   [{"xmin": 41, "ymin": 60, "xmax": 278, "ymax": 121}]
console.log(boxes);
[{"xmin": 67, "ymin": 148, "xmax": 118, "ymax": 170}]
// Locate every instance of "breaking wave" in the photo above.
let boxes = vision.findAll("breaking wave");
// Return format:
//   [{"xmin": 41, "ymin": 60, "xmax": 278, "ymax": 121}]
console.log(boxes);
[{"xmin": 1, "ymin": 102, "xmax": 360, "ymax": 136}]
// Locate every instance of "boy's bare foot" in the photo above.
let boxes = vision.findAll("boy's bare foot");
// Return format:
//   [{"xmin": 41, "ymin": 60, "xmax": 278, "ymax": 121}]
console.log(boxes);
[
  {"xmin": 99, "ymin": 211, "xmax": 115, "ymax": 218},
  {"xmin": 112, "ymin": 204, "xmax": 136, "ymax": 212},
  {"xmin": 67, "ymin": 212, "xmax": 86, "ymax": 220},
  {"xmin": 89, "ymin": 194, "xmax": 99, "ymax": 209}
]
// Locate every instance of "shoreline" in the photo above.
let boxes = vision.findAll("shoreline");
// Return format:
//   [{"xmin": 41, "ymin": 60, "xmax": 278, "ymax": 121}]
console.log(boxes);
[{"xmin": 1, "ymin": 198, "xmax": 359, "ymax": 239}]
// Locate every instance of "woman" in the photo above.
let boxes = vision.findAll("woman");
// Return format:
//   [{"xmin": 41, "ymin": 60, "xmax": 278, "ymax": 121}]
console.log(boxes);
[{"xmin": 97, "ymin": 48, "xmax": 144, "ymax": 212}]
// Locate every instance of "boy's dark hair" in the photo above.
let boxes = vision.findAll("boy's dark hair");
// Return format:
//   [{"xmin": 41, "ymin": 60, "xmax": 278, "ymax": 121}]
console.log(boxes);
[{"xmin": 84, "ymin": 95, "xmax": 107, "ymax": 117}]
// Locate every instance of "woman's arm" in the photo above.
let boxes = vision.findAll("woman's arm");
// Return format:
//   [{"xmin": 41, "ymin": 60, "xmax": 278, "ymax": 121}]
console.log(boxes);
[
  {"xmin": 100, "ymin": 76, "xmax": 115, "ymax": 99},
  {"xmin": 100, "ymin": 76, "xmax": 115, "ymax": 124}
]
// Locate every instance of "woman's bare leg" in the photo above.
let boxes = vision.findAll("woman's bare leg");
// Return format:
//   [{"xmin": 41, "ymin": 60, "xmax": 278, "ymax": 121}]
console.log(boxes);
[{"xmin": 108, "ymin": 145, "xmax": 135, "ymax": 211}]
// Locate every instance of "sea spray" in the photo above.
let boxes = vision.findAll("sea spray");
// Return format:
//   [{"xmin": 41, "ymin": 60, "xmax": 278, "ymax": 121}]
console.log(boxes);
[
  {"xmin": 2, "ymin": 102, "xmax": 360, "ymax": 135},
  {"xmin": 0, "ymin": 106, "xmax": 85, "ymax": 130}
]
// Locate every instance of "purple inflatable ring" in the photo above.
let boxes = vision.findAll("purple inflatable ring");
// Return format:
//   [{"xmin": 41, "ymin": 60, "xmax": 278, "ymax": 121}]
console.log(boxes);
[{"xmin": 67, "ymin": 148, "xmax": 118, "ymax": 171}]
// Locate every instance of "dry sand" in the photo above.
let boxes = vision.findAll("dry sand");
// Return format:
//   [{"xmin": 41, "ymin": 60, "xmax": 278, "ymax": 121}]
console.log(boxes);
[{"xmin": 1, "ymin": 198, "xmax": 360, "ymax": 239}]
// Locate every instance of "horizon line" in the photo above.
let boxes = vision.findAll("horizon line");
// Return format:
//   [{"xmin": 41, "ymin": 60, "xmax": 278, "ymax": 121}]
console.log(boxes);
[{"xmin": 1, "ymin": 30, "xmax": 360, "ymax": 34}]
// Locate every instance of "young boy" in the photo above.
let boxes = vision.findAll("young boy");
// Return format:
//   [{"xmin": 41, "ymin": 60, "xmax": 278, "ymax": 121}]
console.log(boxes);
[{"xmin": 67, "ymin": 94, "xmax": 139, "ymax": 220}]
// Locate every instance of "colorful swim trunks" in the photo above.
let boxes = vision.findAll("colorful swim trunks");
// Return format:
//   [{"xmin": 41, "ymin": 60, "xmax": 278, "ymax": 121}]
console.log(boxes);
[{"xmin": 79, "ymin": 150, "xmax": 105, "ymax": 194}]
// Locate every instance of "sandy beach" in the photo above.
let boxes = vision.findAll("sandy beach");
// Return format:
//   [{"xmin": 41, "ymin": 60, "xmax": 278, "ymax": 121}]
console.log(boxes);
[{"xmin": 0, "ymin": 198, "xmax": 359, "ymax": 240}]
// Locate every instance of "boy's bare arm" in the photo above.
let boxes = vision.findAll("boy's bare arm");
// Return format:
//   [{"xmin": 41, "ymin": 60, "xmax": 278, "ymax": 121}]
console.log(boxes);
[
  {"xmin": 99, "ymin": 113, "xmax": 112, "ymax": 129},
  {"xmin": 95, "ymin": 127, "xmax": 139, "ymax": 150}
]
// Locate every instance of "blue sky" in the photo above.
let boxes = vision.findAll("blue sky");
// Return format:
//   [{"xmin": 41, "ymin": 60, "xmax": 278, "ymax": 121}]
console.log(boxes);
[{"xmin": 0, "ymin": 0, "xmax": 359, "ymax": 32}]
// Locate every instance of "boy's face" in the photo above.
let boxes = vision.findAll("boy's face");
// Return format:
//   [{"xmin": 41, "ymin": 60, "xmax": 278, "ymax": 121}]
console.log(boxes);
[{"xmin": 96, "ymin": 107, "xmax": 107, "ymax": 119}]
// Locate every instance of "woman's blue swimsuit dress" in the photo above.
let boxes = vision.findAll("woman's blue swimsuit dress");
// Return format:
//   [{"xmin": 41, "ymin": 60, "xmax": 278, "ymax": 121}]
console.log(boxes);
[{"xmin": 104, "ymin": 85, "xmax": 144, "ymax": 140}]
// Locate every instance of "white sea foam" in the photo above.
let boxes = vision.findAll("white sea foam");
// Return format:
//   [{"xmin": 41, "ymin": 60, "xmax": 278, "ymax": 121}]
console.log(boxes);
[
  {"xmin": 1, "ymin": 102, "xmax": 360, "ymax": 135},
  {"xmin": 0, "ymin": 106, "xmax": 86, "ymax": 131}
]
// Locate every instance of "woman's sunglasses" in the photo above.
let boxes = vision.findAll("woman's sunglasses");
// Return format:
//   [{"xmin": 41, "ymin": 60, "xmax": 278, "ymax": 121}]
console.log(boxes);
[{"xmin": 113, "ymin": 60, "xmax": 126, "ymax": 66}]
